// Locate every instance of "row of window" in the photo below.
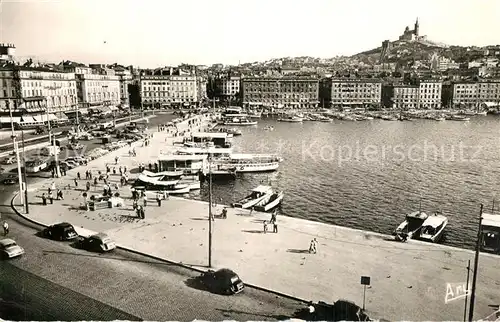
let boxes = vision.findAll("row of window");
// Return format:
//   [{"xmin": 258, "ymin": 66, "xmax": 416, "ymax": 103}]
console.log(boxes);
[{"xmin": 23, "ymin": 89, "xmax": 76, "ymax": 97}]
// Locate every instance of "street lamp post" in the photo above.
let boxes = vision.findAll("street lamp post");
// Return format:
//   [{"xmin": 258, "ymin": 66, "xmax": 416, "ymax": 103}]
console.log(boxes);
[
  {"xmin": 21, "ymin": 130, "xmax": 29, "ymax": 214},
  {"xmin": 7, "ymin": 101, "xmax": 24, "ymax": 207},
  {"xmin": 208, "ymin": 153, "xmax": 213, "ymax": 268}
]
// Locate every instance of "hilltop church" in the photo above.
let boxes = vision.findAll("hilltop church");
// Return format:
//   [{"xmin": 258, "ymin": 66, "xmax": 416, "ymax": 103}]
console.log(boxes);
[{"xmin": 399, "ymin": 18, "xmax": 427, "ymax": 42}]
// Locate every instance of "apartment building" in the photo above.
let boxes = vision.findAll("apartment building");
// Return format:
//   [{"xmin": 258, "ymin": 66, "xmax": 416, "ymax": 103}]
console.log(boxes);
[
  {"xmin": 112, "ymin": 67, "xmax": 133, "ymax": 107},
  {"xmin": 74, "ymin": 67, "xmax": 121, "ymax": 109},
  {"xmin": 0, "ymin": 68, "xmax": 16, "ymax": 112},
  {"xmin": 17, "ymin": 67, "xmax": 78, "ymax": 114},
  {"xmin": 392, "ymin": 85, "xmax": 419, "ymax": 109},
  {"xmin": 418, "ymin": 80, "xmax": 442, "ymax": 109},
  {"xmin": 218, "ymin": 76, "xmax": 240, "ymax": 97},
  {"xmin": 140, "ymin": 74, "xmax": 200, "ymax": 107},
  {"xmin": 452, "ymin": 79, "xmax": 500, "ymax": 107},
  {"xmin": 330, "ymin": 78, "xmax": 382, "ymax": 108},
  {"xmin": 241, "ymin": 76, "xmax": 319, "ymax": 109}
]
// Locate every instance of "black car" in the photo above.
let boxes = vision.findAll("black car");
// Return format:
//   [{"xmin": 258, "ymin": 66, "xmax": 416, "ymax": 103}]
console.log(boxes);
[
  {"xmin": 300, "ymin": 300, "xmax": 371, "ymax": 321},
  {"xmin": 2, "ymin": 175, "xmax": 18, "ymax": 185},
  {"xmin": 43, "ymin": 222, "xmax": 79, "ymax": 241},
  {"xmin": 198, "ymin": 268, "xmax": 244, "ymax": 295},
  {"xmin": 77, "ymin": 233, "xmax": 116, "ymax": 252}
]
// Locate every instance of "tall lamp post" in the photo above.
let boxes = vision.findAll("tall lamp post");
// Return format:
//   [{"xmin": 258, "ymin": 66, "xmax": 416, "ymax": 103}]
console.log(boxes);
[
  {"xmin": 43, "ymin": 91, "xmax": 60, "ymax": 178},
  {"xmin": 21, "ymin": 130, "xmax": 29, "ymax": 214},
  {"xmin": 7, "ymin": 101, "xmax": 25, "ymax": 207},
  {"xmin": 208, "ymin": 152, "xmax": 213, "ymax": 268}
]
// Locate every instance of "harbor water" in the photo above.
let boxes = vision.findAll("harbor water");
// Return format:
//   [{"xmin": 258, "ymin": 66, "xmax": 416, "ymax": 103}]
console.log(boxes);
[{"xmin": 183, "ymin": 115, "xmax": 500, "ymax": 250}]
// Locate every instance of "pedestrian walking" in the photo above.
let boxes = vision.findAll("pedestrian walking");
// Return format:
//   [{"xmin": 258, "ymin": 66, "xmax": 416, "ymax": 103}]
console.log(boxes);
[
  {"xmin": 309, "ymin": 238, "xmax": 318, "ymax": 254},
  {"xmin": 58, "ymin": 190, "xmax": 64, "ymax": 200},
  {"xmin": 119, "ymin": 166, "xmax": 123, "ymax": 175},
  {"xmin": 74, "ymin": 178, "xmax": 78, "ymax": 187},
  {"xmin": 113, "ymin": 167, "xmax": 116, "ymax": 175},
  {"xmin": 263, "ymin": 220, "xmax": 268, "ymax": 234},
  {"xmin": 115, "ymin": 156, "xmax": 119, "ymax": 165},
  {"xmin": 124, "ymin": 166, "xmax": 127, "ymax": 174},
  {"xmin": 156, "ymin": 192, "xmax": 162, "ymax": 207},
  {"xmin": 163, "ymin": 190, "xmax": 169, "ymax": 200},
  {"xmin": 48, "ymin": 192, "xmax": 54, "ymax": 204},
  {"xmin": 3, "ymin": 221, "xmax": 8, "ymax": 236},
  {"xmin": 273, "ymin": 222, "xmax": 278, "ymax": 233},
  {"xmin": 86, "ymin": 181, "xmax": 91, "ymax": 192},
  {"xmin": 221, "ymin": 207, "xmax": 227, "ymax": 219},
  {"xmin": 41, "ymin": 193, "xmax": 47, "ymax": 205},
  {"xmin": 77, "ymin": 172, "xmax": 81, "ymax": 180},
  {"xmin": 133, "ymin": 199, "xmax": 138, "ymax": 211}
]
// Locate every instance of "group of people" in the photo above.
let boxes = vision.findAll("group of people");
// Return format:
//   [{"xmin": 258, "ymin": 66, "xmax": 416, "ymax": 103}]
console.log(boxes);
[
  {"xmin": 263, "ymin": 211, "xmax": 278, "ymax": 233},
  {"xmin": 40, "ymin": 183, "xmax": 65, "ymax": 205}
]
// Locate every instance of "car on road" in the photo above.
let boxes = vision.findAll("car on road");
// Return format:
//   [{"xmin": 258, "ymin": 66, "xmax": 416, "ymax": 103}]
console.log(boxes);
[
  {"xmin": 2, "ymin": 174, "xmax": 18, "ymax": 185},
  {"xmin": 0, "ymin": 238, "xmax": 25, "ymax": 259},
  {"xmin": 77, "ymin": 233, "xmax": 116, "ymax": 252},
  {"xmin": 66, "ymin": 156, "xmax": 88, "ymax": 165},
  {"xmin": 43, "ymin": 222, "xmax": 79, "ymax": 241},
  {"xmin": 198, "ymin": 268, "xmax": 244, "ymax": 295},
  {"xmin": 1, "ymin": 156, "xmax": 16, "ymax": 165}
]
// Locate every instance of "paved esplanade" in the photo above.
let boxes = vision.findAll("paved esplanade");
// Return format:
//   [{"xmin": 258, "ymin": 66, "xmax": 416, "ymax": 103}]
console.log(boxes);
[{"xmin": 15, "ymin": 113, "xmax": 500, "ymax": 321}]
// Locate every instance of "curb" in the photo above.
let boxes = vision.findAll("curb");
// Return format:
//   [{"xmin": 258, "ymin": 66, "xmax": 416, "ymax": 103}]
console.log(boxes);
[{"xmin": 10, "ymin": 193, "xmax": 309, "ymax": 305}]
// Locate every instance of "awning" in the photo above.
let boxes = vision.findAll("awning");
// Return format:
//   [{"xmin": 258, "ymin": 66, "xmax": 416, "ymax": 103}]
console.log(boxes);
[
  {"xmin": 20, "ymin": 116, "xmax": 36, "ymax": 123},
  {"xmin": 32, "ymin": 114, "xmax": 58, "ymax": 122},
  {"xmin": 0, "ymin": 116, "xmax": 21, "ymax": 123}
]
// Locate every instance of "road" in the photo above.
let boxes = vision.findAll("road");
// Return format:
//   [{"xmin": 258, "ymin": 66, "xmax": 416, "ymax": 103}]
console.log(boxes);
[{"xmin": 0, "ymin": 113, "xmax": 307, "ymax": 321}]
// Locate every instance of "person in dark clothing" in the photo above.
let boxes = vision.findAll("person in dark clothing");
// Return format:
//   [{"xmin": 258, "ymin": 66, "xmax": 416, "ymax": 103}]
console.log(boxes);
[
  {"xmin": 86, "ymin": 181, "xmax": 91, "ymax": 192},
  {"xmin": 94, "ymin": 177, "xmax": 98, "ymax": 185},
  {"xmin": 48, "ymin": 192, "xmax": 54, "ymax": 204},
  {"xmin": 41, "ymin": 193, "xmax": 47, "ymax": 205},
  {"xmin": 141, "ymin": 207, "xmax": 145, "ymax": 219},
  {"xmin": 74, "ymin": 178, "xmax": 78, "ymax": 187},
  {"xmin": 113, "ymin": 167, "xmax": 116, "ymax": 175},
  {"xmin": 221, "ymin": 207, "xmax": 227, "ymax": 219},
  {"xmin": 149, "ymin": 163, "xmax": 152, "ymax": 171},
  {"xmin": 77, "ymin": 172, "xmax": 81, "ymax": 180},
  {"xmin": 273, "ymin": 222, "xmax": 278, "ymax": 233}
]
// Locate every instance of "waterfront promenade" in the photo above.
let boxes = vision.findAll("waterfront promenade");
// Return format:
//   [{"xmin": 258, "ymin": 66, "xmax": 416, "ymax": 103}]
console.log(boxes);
[{"xmin": 12, "ymin": 114, "xmax": 500, "ymax": 321}]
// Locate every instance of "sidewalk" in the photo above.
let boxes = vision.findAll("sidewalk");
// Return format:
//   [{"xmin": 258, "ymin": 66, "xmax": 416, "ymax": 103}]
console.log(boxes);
[{"xmin": 13, "ymin": 114, "xmax": 500, "ymax": 321}]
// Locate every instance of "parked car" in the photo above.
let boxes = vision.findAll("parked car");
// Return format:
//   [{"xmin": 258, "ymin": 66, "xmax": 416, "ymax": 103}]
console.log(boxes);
[
  {"xmin": 198, "ymin": 268, "xmax": 244, "ymax": 295},
  {"xmin": 34, "ymin": 126, "xmax": 47, "ymax": 135},
  {"xmin": 77, "ymin": 233, "xmax": 116, "ymax": 252},
  {"xmin": 1, "ymin": 156, "xmax": 16, "ymax": 165},
  {"xmin": 62, "ymin": 160, "xmax": 79, "ymax": 169},
  {"xmin": 66, "ymin": 156, "xmax": 88, "ymax": 165},
  {"xmin": 2, "ymin": 174, "xmax": 18, "ymax": 185},
  {"xmin": 43, "ymin": 222, "xmax": 78, "ymax": 241},
  {"xmin": 68, "ymin": 143, "xmax": 84, "ymax": 150},
  {"xmin": 0, "ymin": 238, "xmax": 25, "ymax": 259}
]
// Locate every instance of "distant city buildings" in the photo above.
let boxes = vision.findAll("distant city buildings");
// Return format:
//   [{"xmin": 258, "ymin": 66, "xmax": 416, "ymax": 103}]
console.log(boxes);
[{"xmin": 241, "ymin": 76, "xmax": 319, "ymax": 109}]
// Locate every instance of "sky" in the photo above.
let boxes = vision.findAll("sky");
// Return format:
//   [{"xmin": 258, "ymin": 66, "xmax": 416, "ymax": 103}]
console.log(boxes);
[{"xmin": 0, "ymin": 0, "xmax": 499, "ymax": 68}]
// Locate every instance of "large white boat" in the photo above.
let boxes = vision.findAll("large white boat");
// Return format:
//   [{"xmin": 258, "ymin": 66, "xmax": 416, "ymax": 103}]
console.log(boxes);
[
  {"xmin": 247, "ymin": 110, "xmax": 262, "ymax": 118},
  {"xmin": 394, "ymin": 211, "xmax": 429, "ymax": 240},
  {"xmin": 253, "ymin": 190, "xmax": 284, "ymax": 212},
  {"xmin": 481, "ymin": 213, "xmax": 500, "ymax": 254},
  {"xmin": 232, "ymin": 185, "xmax": 274, "ymax": 209},
  {"xmin": 174, "ymin": 147, "xmax": 282, "ymax": 173},
  {"xmin": 223, "ymin": 106, "xmax": 248, "ymax": 118},
  {"xmin": 134, "ymin": 172, "xmax": 195, "ymax": 194},
  {"xmin": 215, "ymin": 153, "xmax": 282, "ymax": 173},
  {"xmin": 223, "ymin": 117, "xmax": 258, "ymax": 126},
  {"xmin": 418, "ymin": 213, "xmax": 448, "ymax": 243}
]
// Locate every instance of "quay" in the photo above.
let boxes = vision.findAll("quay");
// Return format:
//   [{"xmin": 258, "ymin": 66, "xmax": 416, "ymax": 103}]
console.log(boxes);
[{"xmin": 11, "ymin": 113, "xmax": 500, "ymax": 321}]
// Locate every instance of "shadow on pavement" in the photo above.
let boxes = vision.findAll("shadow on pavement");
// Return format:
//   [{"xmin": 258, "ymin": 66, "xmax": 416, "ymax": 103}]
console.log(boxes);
[
  {"xmin": 286, "ymin": 249, "xmax": 310, "ymax": 254},
  {"xmin": 184, "ymin": 276, "xmax": 211, "ymax": 293},
  {"xmin": 241, "ymin": 229, "xmax": 264, "ymax": 234},
  {"xmin": 215, "ymin": 307, "xmax": 294, "ymax": 320},
  {"xmin": 190, "ymin": 217, "xmax": 208, "ymax": 221}
]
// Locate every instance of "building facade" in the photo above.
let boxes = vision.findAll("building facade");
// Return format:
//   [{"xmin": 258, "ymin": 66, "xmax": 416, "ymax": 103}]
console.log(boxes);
[
  {"xmin": 418, "ymin": 79, "xmax": 442, "ymax": 109},
  {"xmin": 113, "ymin": 67, "xmax": 133, "ymax": 107},
  {"xmin": 17, "ymin": 67, "xmax": 78, "ymax": 114},
  {"xmin": 392, "ymin": 85, "xmax": 419, "ymax": 109},
  {"xmin": 75, "ymin": 68, "xmax": 121, "ymax": 109},
  {"xmin": 452, "ymin": 80, "xmax": 500, "ymax": 107},
  {"xmin": 140, "ymin": 74, "xmax": 200, "ymax": 107},
  {"xmin": 0, "ymin": 68, "xmax": 16, "ymax": 113},
  {"xmin": 219, "ymin": 76, "xmax": 240, "ymax": 97},
  {"xmin": 241, "ymin": 76, "xmax": 319, "ymax": 109},
  {"xmin": 330, "ymin": 78, "xmax": 382, "ymax": 108}
]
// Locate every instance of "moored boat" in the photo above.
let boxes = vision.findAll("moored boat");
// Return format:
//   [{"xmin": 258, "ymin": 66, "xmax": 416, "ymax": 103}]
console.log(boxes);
[
  {"xmin": 481, "ymin": 213, "xmax": 500, "ymax": 254},
  {"xmin": 253, "ymin": 191, "xmax": 284, "ymax": 212},
  {"xmin": 223, "ymin": 117, "xmax": 258, "ymax": 126},
  {"xmin": 418, "ymin": 213, "xmax": 448, "ymax": 243},
  {"xmin": 232, "ymin": 185, "xmax": 274, "ymax": 209},
  {"xmin": 394, "ymin": 211, "xmax": 429, "ymax": 240},
  {"xmin": 449, "ymin": 115, "xmax": 470, "ymax": 121},
  {"xmin": 277, "ymin": 115, "xmax": 303, "ymax": 122}
]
